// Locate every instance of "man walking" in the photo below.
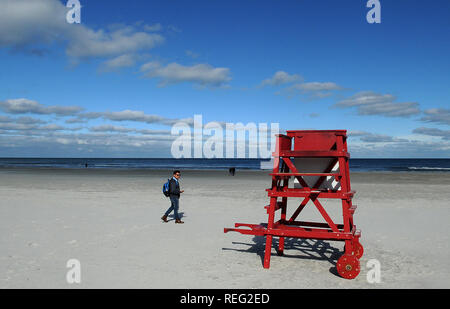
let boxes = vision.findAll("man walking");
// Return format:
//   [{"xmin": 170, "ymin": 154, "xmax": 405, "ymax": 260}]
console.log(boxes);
[{"xmin": 161, "ymin": 170, "xmax": 184, "ymax": 224}]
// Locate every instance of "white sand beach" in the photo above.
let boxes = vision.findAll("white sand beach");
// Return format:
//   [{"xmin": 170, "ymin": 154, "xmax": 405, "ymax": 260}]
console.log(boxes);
[{"xmin": 0, "ymin": 168, "xmax": 449, "ymax": 288}]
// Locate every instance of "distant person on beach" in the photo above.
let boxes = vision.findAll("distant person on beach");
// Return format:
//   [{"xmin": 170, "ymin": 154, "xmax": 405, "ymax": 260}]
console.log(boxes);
[
  {"xmin": 229, "ymin": 167, "xmax": 235, "ymax": 176},
  {"xmin": 161, "ymin": 170, "xmax": 185, "ymax": 224}
]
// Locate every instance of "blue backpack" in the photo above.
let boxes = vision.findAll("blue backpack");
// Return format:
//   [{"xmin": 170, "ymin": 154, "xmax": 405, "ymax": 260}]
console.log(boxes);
[{"xmin": 162, "ymin": 179, "xmax": 171, "ymax": 197}]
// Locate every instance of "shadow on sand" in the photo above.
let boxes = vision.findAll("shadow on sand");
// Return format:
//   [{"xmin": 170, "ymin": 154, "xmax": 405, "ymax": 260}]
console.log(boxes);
[{"xmin": 222, "ymin": 235, "xmax": 343, "ymax": 277}]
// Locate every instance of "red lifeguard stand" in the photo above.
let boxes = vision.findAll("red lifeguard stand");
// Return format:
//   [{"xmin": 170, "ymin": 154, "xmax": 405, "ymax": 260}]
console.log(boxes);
[{"xmin": 224, "ymin": 130, "xmax": 363, "ymax": 279}]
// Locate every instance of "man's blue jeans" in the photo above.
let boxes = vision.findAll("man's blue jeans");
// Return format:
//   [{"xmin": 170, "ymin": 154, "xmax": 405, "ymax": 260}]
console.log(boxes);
[{"xmin": 164, "ymin": 196, "xmax": 180, "ymax": 220}]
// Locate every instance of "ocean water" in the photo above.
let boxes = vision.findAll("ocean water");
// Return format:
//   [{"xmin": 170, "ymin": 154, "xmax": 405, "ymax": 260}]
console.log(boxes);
[{"xmin": 0, "ymin": 158, "xmax": 449, "ymax": 172}]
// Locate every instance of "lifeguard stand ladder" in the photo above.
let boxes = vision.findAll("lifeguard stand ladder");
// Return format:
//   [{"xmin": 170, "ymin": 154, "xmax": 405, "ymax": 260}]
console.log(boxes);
[{"xmin": 224, "ymin": 130, "xmax": 363, "ymax": 279}]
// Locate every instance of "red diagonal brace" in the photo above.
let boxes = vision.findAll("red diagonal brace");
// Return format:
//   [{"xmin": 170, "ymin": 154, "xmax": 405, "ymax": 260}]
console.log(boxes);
[
  {"xmin": 311, "ymin": 197, "xmax": 339, "ymax": 233},
  {"xmin": 282, "ymin": 157, "xmax": 309, "ymax": 188},
  {"xmin": 288, "ymin": 196, "xmax": 310, "ymax": 222}
]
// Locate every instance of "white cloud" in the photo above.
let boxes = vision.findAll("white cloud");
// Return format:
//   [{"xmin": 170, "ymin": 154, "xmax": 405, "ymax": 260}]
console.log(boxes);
[
  {"xmin": 336, "ymin": 91, "xmax": 395, "ymax": 107},
  {"xmin": 348, "ymin": 130, "xmax": 408, "ymax": 143},
  {"xmin": 0, "ymin": 98, "xmax": 83, "ymax": 116},
  {"xmin": 71, "ymin": 109, "xmax": 194, "ymax": 127},
  {"xmin": 0, "ymin": 0, "xmax": 164, "ymax": 63},
  {"xmin": 90, "ymin": 125, "xmax": 135, "ymax": 133},
  {"xmin": 0, "ymin": 99, "xmax": 192, "ymax": 130},
  {"xmin": 347, "ymin": 130, "xmax": 450, "ymax": 157},
  {"xmin": 350, "ymin": 139, "xmax": 450, "ymax": 158},
  {"xmin": 261, "ymin": 71, "xmax": 302, "ymax": 86},
  {"xmin": 66, "ymin": 26, "xmax": 164, "ymax": 61},
  {"xmin": 334, "ymin": 91, "xmax": 420, "ymax": 118},
  {"xmin": 360, "ymin": 134, "xmax": 408, "ymax": 143},
  {"xmin": 420, "ymin": 108, "xmax": 450, "ymax": 126},
  {"xmin": 0, "ymin": 121, "xmax": 80, "ymax": 133},
  {"xmin": 348, "ymin": 130, "xmax": 371, "ymax": 137},
  {"xmin": 0, "ymin": 0, "xmax": 67, "ymax": 48},
  {"xmin": 262, "ymin": 71, "xmax": 343, "ymax": 100},
  {"xmin": 104, "ymin": 110, "xmax": 163, "ymax": 123},
  {"xmin": 294, "ymin": 82, "xmax": 342, "ymax": 92},
  {"xmin": 275, "ymin": 80, "xmax": 344, "ymax": 100},
  {"xmin": 283, "ymin": 81, "xmax": 344, "ymax": 99},
  {"xmin": 89, "ymin": 124, "xmax": 171, "ymax": 135},
  {"xmin": 103, "ymin": 110, "xmax": 192, "ymax": 126},
  {"xmin": 0, "ymin": 122, "xmax": 38, "ymax": 131},
  {"xmin": 140, "ymin": 61, "xmax": 231, "ymax": 87},
  {"xmin": 0, "ymin": 115, "xmax": 46, "ymax": 125},
  {"xmin": 0, "ymin": 132, "xmax": 176, "ymax": 157},
  {"xmin": 413, "ymin": 127, "xmax": 450, "ymax": 140},
  {"xmin": 98, "ymin": 54, "xmax": 137, "ymax": 73},
  {"xmin": 359, "ymin": 102, "xmax": 420, "ymax": 117}
]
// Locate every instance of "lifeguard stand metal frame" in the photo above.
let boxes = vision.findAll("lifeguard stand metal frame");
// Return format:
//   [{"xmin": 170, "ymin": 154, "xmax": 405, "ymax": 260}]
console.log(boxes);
[{"xmin": 224, "ymin": 130, "xmax": 363, "ymax": 279}]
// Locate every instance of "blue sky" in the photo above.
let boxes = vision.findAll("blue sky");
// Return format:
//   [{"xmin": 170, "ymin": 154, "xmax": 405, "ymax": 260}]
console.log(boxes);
[{"xmin": 0, "ymin": 0, "xmax": 449, "ymax": 158}]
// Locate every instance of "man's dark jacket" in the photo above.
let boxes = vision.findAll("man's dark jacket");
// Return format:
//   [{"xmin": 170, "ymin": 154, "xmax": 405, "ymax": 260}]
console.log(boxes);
[{"xmin": 169, "ymin": 178, "xmax": 180, "ymax": 198}]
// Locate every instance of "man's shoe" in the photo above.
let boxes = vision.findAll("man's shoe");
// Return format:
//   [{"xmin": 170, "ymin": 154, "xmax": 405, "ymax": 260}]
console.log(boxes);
[
  {"xmin": 161, "ymin": 215, "xmax": 168, "ymax": 223},
  {"xmin": 175, "ymin": 219, "xmax": 184, "ymax": 224}
]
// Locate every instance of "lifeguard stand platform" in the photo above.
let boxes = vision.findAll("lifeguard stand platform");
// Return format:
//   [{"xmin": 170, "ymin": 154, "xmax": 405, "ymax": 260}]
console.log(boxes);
[{"xmin": 224, "ymin": 130, "xmax": 363, "ymax": 279}]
